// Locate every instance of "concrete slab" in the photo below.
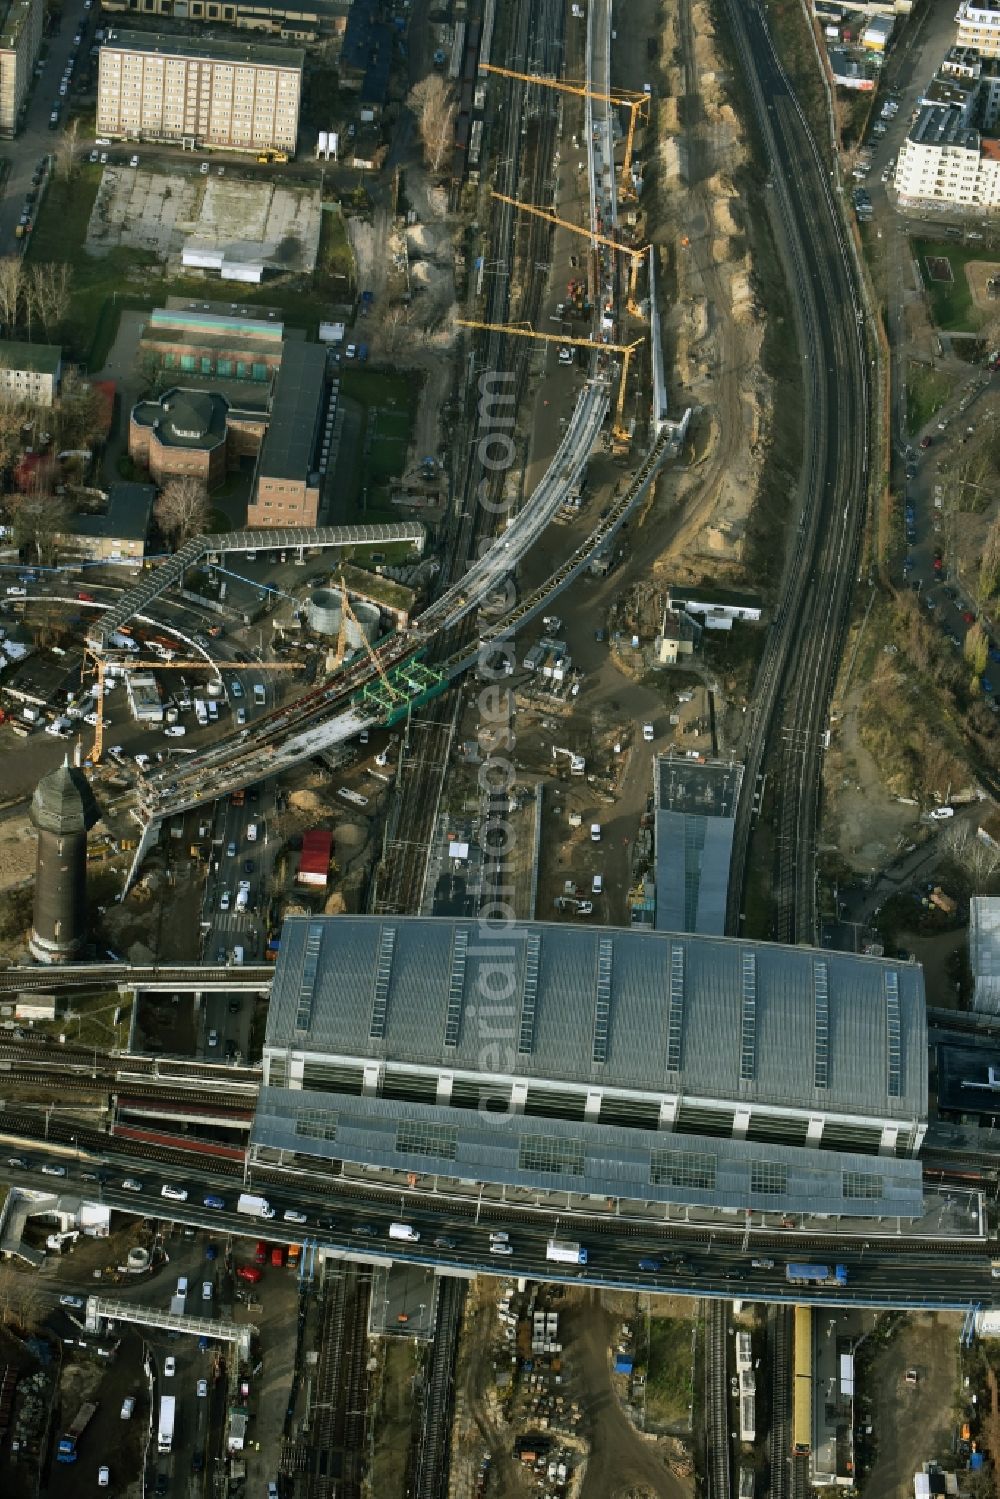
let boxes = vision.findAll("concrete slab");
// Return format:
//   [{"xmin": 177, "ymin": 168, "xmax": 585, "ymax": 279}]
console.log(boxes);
[{"xmin": 87, "ymin": 168, "xmax": 322, "ymax": 272}]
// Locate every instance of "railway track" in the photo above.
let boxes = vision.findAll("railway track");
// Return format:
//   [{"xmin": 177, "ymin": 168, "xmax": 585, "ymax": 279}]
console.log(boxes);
[
  {"xmin": 722, "ymin": 0, "xmax": 869, "ymax": 945},
  {"xmin": 412, "ymin": 1278, "xmax": 466, "ymax": 1499},
  {"xmin": 704, "ymin": 1299, "xmax": 731, "ymax": 1499},
  {"xmin": 372, "ymin": 0, "xmax": 565, "ymax": 915},
  {"xmin": 767, "ymin": 1305, "xmax": 792, "ymax": 1499},
  {"xmin": 306, "ymin": 1265, "xmax": 372, "ymax": 1499}
]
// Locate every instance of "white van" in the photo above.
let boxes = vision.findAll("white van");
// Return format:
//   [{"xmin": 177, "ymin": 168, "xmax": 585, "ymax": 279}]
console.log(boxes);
[
  {"xmin": 246, "ymin": 822, "xmax": 258, "ymax": 842},
  {"xmin": 232, "ymin": 945, "xmax": 244, "ymax": 965},
  {"xmin": 161, "ymin": 1184, "xmax": 188, "ymax": 1202},
  {"xmin": 388, "ymin": 1222, "xmax": 420, "ymax": 1241},
  {"xmin": 176, "ymin": 1277, "xmax": 188, "ymax": 1296}
]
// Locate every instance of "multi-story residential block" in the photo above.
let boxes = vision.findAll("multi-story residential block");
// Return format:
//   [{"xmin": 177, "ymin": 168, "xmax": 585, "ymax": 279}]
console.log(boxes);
[
  {"xmin": 99, "ymin": 0, "xmax": 348, "ymax": 45},
  {"xmin": 0, "ymin": 339, "xmax": 61, "ymax": 405},
  {"xmin": 96, "ymin": 30, "xmax": 303, "ymax": 155},
  {"xmin": 0, "ymin": 0, "xmax": 43, "ymax": 137},
  {"xmin": 956, "ymin": 0, "xmax": 1000, "ymax": 59},
  {"xmin": 895, "ymin": 102, "xmax": 1000, "ymax": 208}
]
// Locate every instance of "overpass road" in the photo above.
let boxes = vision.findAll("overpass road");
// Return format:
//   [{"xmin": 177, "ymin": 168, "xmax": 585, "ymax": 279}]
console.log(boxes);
[{"xmin": 0, "ymin": 1146, "xmax": 994, "ymax": 1312}]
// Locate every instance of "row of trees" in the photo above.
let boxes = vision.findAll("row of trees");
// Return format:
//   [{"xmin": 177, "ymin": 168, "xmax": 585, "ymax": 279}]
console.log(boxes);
[{"xmin": 0, "ymin": 257, "xmax": 74, "ymax": 343}]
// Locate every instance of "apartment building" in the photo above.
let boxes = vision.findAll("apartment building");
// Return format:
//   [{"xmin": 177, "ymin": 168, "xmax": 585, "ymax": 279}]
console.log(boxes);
[
  {"xmin": 96, "ymin": 30, "xmax": 303, "ymax": 154},
  {"xmin": 0, "ymin": 0, "xmax": 42, "ymax": 137},
  {"xmin": 0, "ymin": 340, "xmax": 61, "ymax": 405},
  {"xmin": 957, "ymin": 0, "xmax": 1000, "ymax": 59},
  {"xmin": 895, "ymin": 103, "xmax": 1000, "ymax": 208},
  {"xmin": 99, "ymin": 0, "xmax": 349, "ymax": 44}
]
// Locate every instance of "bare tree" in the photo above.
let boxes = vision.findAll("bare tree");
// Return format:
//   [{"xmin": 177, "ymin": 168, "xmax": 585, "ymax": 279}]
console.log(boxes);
[
  {"xmin": 54, "ymin": 118, "xmax": 80, "ymax": 184},
  {"xmin": 979, "ymin": 513, "xmax": 1000, "ymax": 606},
  {"xmin": 154, "ymin": 476, "xmax": 210, "ymax": 545},
  {"xmin": 7, "ymin": 491, "xmax": 72, "ymax": 564},
  {"xmin": 377, "ymin": 299, "xmax": 411, "ymax": 356},
  {"xmin": 0, "ymin": 256, "xmax": 24, "ymax": 333},
  {"xmin": 29, "ymin": 263, "xmax": 73, "ymax": 341},
  {"xmin": 944, "ymin": 820, "xmax": 1000, "ymax": 885},
  {"xmin": 55, "ymin": 366, "xmax": 103, "ymax": 450},
  {"xmin": 408, "ymin": 76, "xmax": 458, "ymax": 174},
  {"xmin": 965, "ymin": 620, "xmax": 989, "ymax": 677}
]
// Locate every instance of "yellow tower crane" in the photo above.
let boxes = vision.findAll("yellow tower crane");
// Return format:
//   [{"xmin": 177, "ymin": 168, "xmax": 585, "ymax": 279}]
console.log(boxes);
[
  {"xmin": 456, "ymin": 318, "xmax": 644, "ymax": 448},
  {"xmin": 481, "ymin": 63, "xmax": 649, "ymax": 200},
  {"xmin": 83, "ymin": 654, "xmax": 305, "ymax": 765},
  {"xmin": 490, "ymin": 190, "xmax": 649, "ymax": 316}
]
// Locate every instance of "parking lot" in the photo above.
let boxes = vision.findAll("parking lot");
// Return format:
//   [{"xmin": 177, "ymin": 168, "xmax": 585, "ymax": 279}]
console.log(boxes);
[{"xmin": 26, "ymin": 1217, "xmax": 306, "ymax": 1496}]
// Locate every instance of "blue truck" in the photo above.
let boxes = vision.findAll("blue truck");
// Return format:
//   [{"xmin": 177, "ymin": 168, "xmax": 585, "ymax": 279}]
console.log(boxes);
[
  {"xmin": 785, "ymin": 1263, "xmax": 847, "ymax": 1287},
  {"xmin": 57, "ymin": 1401, "xmax": 98, "ymax": 1462}
]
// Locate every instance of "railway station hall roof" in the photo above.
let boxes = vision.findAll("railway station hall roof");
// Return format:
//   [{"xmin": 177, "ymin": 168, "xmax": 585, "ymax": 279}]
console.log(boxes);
[
  {"xmin": 266, "ymin": 917, "xmax": 928, "ymax": 1123},
  {"xmin": 252, "ymin": 1087, "xmax": 926, "ymax": 1219}
]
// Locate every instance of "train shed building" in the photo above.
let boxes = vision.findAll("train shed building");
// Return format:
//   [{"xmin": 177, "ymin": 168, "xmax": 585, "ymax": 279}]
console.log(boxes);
[{"xmin": 251, "ymin": 917, "xmax": 928, "ymax": 1221}]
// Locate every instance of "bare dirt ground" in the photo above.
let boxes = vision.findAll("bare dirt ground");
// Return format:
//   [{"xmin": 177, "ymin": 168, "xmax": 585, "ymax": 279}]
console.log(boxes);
[
  {"xmin": 822, "ymin": 683, "xmax": 921, "ymax": 874},
  {"xmin": 569, "ymin": 1292, "xmax": 688, "ymax": 1499},
  {"xmin": 863, "ymin": 1314, "xmax": 962, "ymax": 1499},
  {"xmin": 634, "ymin": 0, "xmax": 769, "ymax": 579},
  {"xmin": 347, "ymin": 174, "xmax": 457, "ymax": 468},
  {"xmin": 0, "ymin": 805, "xmax": 37, "ymax": 893},
  {"xmin": 965, "ymin": 258, "xmax": 1000, "ymax": 312},
  {"xmin": 451, "ymin": 1282, "xmax": 689, "ymax": 1499}
]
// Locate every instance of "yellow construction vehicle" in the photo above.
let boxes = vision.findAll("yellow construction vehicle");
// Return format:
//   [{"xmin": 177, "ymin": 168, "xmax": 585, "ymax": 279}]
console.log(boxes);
[{"xmin": 481, "ymin": 63, "xmax": 649, "ymax": 200}]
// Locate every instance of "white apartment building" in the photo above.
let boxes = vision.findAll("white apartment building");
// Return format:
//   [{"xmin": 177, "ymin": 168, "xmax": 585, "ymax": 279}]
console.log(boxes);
[
  {"xmin": 97, "ymin": 31, "xmax": 303, "ymax": 155},
  {"xmin": 0, "ymin": 339, "xmax": 62, "ymax": 405},
  {"xmin": 895, "ymin": 103, "xmax": 1000, "ymax": 208},
  {"xmin": 957, "ymin": 0, "xmax": 1000, "ymax": 58}
]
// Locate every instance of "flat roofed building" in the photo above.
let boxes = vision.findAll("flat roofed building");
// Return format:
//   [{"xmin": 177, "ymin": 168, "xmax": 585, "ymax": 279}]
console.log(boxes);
[
  {"xmin": 665, "ymin": 583, "xmax": 763, "ymax": 629},
  {"xmin": 139, "ymin": 303, "xmax": 284, "ymax": 381},
  {"xmin": 247, "ymin": 340, "xmax": 327, "ymax": 526},
  {"xmin": 971, "ymin": 896, "xmax": 1000, "ymax": 1013},
  {"xmin": 100, "ymin": 0, "xmax": 349, "ymax": 43},
  {"xmin": 57, "ymin": 481, "xmax": 156, "ymax": 565},
  {"xmin": 252, "ymin": 916, "xmax": 929, "ymax": 1218},
  {"xmin": 97, "ymin": 30, "xmax": 303, "ymax": 154},
  {"xmin": 654, "ymin": 754, "xmax": 743, "ymax": 936},
  {"xmin": 0, "ymin": 339, "xmax": 61, "ymax": 405},
  {"xmin": 895, "ymin": 103, "xmax": 1000, "ymax": 208},
  {"xmin": 958, "ymin": 0, "xmax": 1000, "ymax": 58},
  {"xmin": 0, "ymin": 0, "xmax": 42, "ymax": 137}
]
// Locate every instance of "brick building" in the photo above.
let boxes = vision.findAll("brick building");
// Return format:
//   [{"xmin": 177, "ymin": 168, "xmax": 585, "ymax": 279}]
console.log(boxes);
[
  {"xmin": 130, "ymin": 388, "xmax": 232, "ymax": 487},
  {"xmin": 247, "ymin": 341, "xmax": 328, "ymax": 526},
  {"xmin": 138, "ymin": 303, "xmax": 285, "ymax": 383}
]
